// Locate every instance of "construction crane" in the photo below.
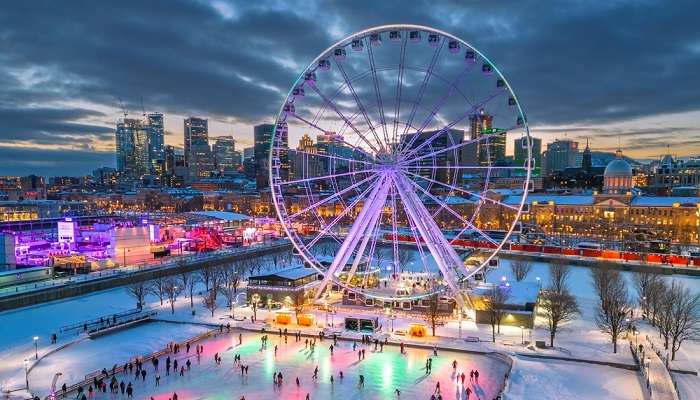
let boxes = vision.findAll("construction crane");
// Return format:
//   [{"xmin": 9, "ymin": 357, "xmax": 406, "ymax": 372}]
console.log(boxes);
[{"xmin": 117, "ymin": 97, "xmax": 129, "ymax": 119}]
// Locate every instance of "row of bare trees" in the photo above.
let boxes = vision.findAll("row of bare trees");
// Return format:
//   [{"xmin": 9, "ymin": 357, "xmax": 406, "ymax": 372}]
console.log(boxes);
[
  {"xmin": 126, "ymin": 256, "xmax": 267, "ymax": 318},
  {"xmin": 633, "ymin": 271, "xmax": 700, "ymax": 360}
]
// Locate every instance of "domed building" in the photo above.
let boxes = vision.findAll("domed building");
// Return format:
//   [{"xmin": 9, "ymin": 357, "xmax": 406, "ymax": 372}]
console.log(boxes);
[{"xmin": 603, "ymin": 149, "xmax": 633, "ymax": 194}]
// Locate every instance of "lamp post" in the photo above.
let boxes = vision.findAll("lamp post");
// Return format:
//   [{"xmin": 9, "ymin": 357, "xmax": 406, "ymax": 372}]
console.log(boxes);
[
  {"xmin": 520, "ymin": 326, "xmax": 525, "ymax": 345},
  {"xmin": 33, "ymin": 336, "xmax": 38, "ymax": 360},
  {"xmin": 458, "ymin": 311, "xmax": 463, "ymax": 339},
  {"xmin": 24, "ymin": 359, "xmax": 29, "ymax": 391}
]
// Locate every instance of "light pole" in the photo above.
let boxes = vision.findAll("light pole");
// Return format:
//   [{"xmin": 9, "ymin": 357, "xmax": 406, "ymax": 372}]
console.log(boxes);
[
  {"xmin": 33, "ymin": 336, "xmax": 38, "ymax": 360},
  {"xmin": 24, "ymin": 359, "xmax": 29, "ymax": 391},
  {"xmin": 458, "ymin": 312, "xmax": 463, "ymax": 339},
  {"xmin": 520, "ymin": 326, "xmax": 525, "ymax": 345}
]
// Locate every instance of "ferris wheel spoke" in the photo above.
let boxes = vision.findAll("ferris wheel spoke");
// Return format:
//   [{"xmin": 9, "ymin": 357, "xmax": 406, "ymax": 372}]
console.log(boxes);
[
  {"xmin": 402, "ymin": 123, "xmax": 517, "ymax": 166},
  {"xmin": 401, "ymin": 40, "xmax": 444, "ymax": 142},
  {"xmin": 290, "ymin": 112, "xmax": 378, "ymax": 162},
  {"xmin": 288, "ymin": 173, "xmax": 379, "ymax": 220},
  {"xmin": 333, "ymin": 57, "xmax": 386, "ymax": 153},
  {"xmin": 405, "ymin": 164, "xmax": 527, "ymax": 170},
  {"xmin": 304, "ymin": 179, "xmax": 379, "ymax": 250},
  {"xmin": 402, "ymin": 170, "xmax": 519, "ymax": 211},
  {"xmin": 365, "ymin": 36, "xmax": 391, "ymax": 148},
  {"xmin": 280, "ymin": 169, "xmax": 374, "ymax": 186},
  {"xmin": 400, "ymin": 90, "xmax": 508, "ymax": 161},
  {"xmin": 398, "ymin": 60, "xmax": 476, "ymax": 155},
  {"xmin": 392, "ymin": 32, "xmax": 409, "ymax": 146},
  {"xmin": 287, "ymin": 148, "xmax": 374, "ymax": 167},
  {"xmin": 306, "ymin": 82, "xmax": 382, "ymax": 155},
  {"xmin": 402, "ymin": 175, "xmax": 500, "ymax": 247},
  {"xmin": 401, "ymin": 131, "xmax": 493, "ymax": 166}
]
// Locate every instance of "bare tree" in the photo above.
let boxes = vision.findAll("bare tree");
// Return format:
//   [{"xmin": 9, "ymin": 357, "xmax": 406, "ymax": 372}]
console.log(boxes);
[
  {"xmin": 647, "ymin": 279, "xmax": 667, "ymax": 327},
  {"xmin": 180, "ymin": 271, "xmax": 198, "ymax": 310},
  {"xmin": 199, "ymin": 265, "xmax": 214, "ymax": 292},
  {"xmin": 397, "ymin": 250, "xmax": 416, "ymax": 271},
  {"xmin": 202, "ymin": 289, "xmax": 218, "ymax": 318},
  {"xmin": 549, "ymin": 259, "xmax": 572, "ymax": 294},
  {"xmin": 148, "ymin": 272, "xmax": 167, "ymax": 306},
  {"xmin": 592, "ymin": 268, "xmax": 631, "ymax": 353},
  {"xmin": 656, "ymin": 281, "xmax": 675, "ymax": 350},
  {"xmin": 126, "ymin": 281, "xmax": 148, "ymax": 310},
  {"xmin": 539, "ymin": 289, "xmax": 579, "ymax": 347},
  {"xmin": 632, "ymin": 270, "xmax": 662, "ymax": 320},
  {"xmin": 218, "ymin": 264, "xmax": 242, "ymax": 318},
  {"xmin": 424, "ymin": 293, "xmax": 441, "ymax": 337},
  {"xmin": 510, "ymin": 259, "xmax": 533, "ymax": 282},
  {"xmin": 163, "ymin": 277, "xmax": 182, "ymax": 314},
  {"xmin": 482, "ymin": 284, "xmax": 511, "ymax": 342},
  {"xmin": 668, "ymin": 281, "xmax": 700, "ymax": 360}
]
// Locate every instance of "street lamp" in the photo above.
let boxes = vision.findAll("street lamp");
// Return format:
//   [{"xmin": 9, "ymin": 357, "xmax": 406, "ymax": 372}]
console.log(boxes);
[
  {"xmin": 458, "ymin": 311, "xmax": 463, "ymax": 339},
  {"xmin": 33, "ymin": 336, "xmax": 39, "ymax": 360},
  {"xmin": 24, "ymin": 359, "xmax": 29, "ymax": 391},
  {"xmin": 520, "ymin": 326, "xmax": 525, "ymax": 345}
]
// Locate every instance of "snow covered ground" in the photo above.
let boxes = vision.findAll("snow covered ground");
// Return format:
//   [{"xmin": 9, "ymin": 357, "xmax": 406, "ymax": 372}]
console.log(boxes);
[
  {"xmin": 505, "ymin": 356, "xmax": 645, "ymax": 400},
  {"xmin": 0, "ymin": 252, "xmax": 698, "ymax": 399}
]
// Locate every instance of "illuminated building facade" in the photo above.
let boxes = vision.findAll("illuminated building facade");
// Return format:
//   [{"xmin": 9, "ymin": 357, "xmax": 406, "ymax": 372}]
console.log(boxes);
[{"xmin": 184, "ymin": 117, "xmax": 215, "ymax": 181}]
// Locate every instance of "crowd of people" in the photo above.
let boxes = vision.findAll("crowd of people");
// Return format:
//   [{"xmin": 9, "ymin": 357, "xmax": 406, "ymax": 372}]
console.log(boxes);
[{"xmin": 52, "ymin": 323, "xmax": 500, "ymax": 400}]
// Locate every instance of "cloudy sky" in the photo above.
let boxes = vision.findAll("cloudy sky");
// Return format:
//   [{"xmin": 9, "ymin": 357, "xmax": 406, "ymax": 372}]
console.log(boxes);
[{"xmin": 0, "ymin": 0, "xmax": 698, "ymax": 176}]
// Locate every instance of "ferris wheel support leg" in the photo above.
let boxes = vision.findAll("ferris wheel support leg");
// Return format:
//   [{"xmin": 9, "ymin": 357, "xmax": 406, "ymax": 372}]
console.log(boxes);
[
  {"xmin": 313, "ymin": 174, "xmax": 391, "ymax": 302},
  {"xmin": 393, "ymin": 173, "xmax": 466, "ymax": 309},
  {"xmin": 345, "ymin": 204, "xmax": 383, "ymax": 285}
]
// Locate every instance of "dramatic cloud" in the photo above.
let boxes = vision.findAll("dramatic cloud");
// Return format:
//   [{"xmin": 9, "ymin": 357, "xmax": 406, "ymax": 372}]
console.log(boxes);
[{"xmin": 0, "ymin": 0, "xmax": 698, "ymax": 175}]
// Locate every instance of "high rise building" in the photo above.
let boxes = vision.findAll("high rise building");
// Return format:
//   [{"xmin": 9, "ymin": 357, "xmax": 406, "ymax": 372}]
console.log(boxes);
[
  {"xmin": 213, "ymin": 136, "xmax": 239, "ymax": 172},
  {"xmin": 469, "ymin": 110, "xmax": 505, "ymax": 166},
  {"xmin": 116, "ymin": 118, "xmax": 150, "ymax": 181},
  {"xmin": 254, "ymin": 124, "xmax": 276, "ymax": 189},
  {"xmin": 146, "ymin": 113, "xmax": 164, "ymax": 173},
  {"xmin": 184, "ymin": 117, "xmax": 214, "ymax": 180},
  {"xmin": 543, "ymin": 139, "xmax": 580, "ymax": 174},
  {"xmin": 292, "ymin": 134, "xmax": 322, "ymax": 179},
  {"xmin": 243, "ymin": 147, "xmax": 255, "ymax": 180},
  {"xmin": 514, "ymin": 136, "xmax": 542, "ymax": 177}
]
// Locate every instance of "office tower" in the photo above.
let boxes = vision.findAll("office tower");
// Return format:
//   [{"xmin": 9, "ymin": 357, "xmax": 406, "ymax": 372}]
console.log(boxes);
[
  {"xmin": 146, "ymin": 113, "xmax": 164, "ymax": 173},
  {"xmin": 469, "ymin": 110, "xmax": 505, "ymax": 166},
  {"xmin": 214, "ymin": 136, "xmax": 239, "ymax": 172},
  {"xmin": 184, "ymin": 117, "xmax": 214, "ymax": 180},
  {"xmin": 543, "ymin": 139, "xmax": 580, "ymax": 173},
  {"xmin": 243, "ymin": 147, "xmax": 255, "ymax": 180},
  {"xmin": 254, "ymin": 124, "xmax": 279, "ymax": 189},
  {"xmin": 514, "ymin": 136, "xmax": 542, "ymax": 176},
  {"xmin": 116, "ymin": 118, "xmax": 149, "ymax": 181}
]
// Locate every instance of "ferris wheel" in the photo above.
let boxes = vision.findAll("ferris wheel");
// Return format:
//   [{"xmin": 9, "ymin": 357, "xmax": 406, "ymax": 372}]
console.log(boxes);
[{"xmin": 270, "ymin": 24, "xmax": 532, "ymax": 308}]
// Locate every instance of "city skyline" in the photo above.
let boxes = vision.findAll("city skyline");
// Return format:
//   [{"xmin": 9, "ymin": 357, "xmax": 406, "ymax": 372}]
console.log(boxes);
[{"xmin": 1, "ymin": 1, "xmax": 699, "ymax": 176}]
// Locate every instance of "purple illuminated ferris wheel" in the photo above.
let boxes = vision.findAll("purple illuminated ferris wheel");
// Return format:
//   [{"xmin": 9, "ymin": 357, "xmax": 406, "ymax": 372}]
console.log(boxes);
[{"xmin": 270, "ymin": 25, "xmax": 532, "ymax": 308}]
